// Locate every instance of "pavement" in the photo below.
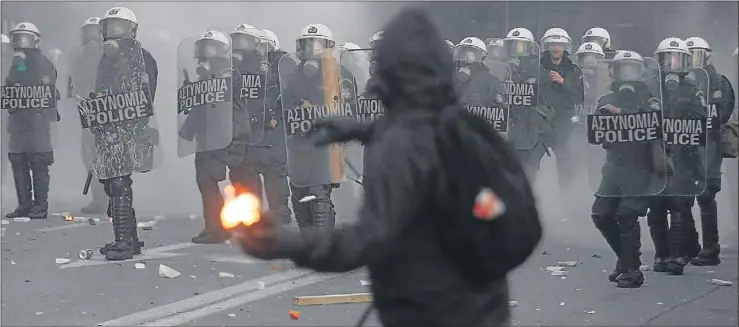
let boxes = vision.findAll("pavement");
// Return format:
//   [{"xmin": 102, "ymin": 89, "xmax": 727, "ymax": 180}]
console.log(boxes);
[{"xmin": 1, "ymin": 168, "xmax": 737, "ymax": 326}]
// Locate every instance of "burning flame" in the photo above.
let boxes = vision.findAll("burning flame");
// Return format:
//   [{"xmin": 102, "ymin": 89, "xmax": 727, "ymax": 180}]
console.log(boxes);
[{"xmin": 220, "ymin": 185, "xmax": 261, "ymax": 229}]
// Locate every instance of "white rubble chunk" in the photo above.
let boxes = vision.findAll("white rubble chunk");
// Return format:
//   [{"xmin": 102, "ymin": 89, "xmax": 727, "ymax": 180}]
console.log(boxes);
[
  {"xmin": 551, "ymin": 270, "xmax": 568, "ymax": 276},
  {"xmin": 585, "ymin": 310, "xmax": 595, "ymax": 315},
  {"xmin": 710, "ymin": 279, "xmax": 733, "ymax": 286},
  {"xmin": 11, "ymin": 260, "xmax": 16, "ymax": 265},
  {"xmin": 190, "ymin": 275, "xmax": 197, "ymax": 279},
  {"xmin": 137, "ymin": 221, "xmax": 156, "ymax": 229},
  {"xmin": 558, "ymin": 261, "xmax": 578, "ymax": 267},
  {"xmin": 13, "ymin": 217, "xmax": 30, "ymax": 222},
  {"xmin": 158, "ymin": 264, "xmax": 181, "ymax": 278},
  {"xmin": 55, "ymin": 258, "xmax": 70, "ymax": 264},
  {"xmin": 559, "ymin": 302, "xmax": 565, "ymax": 306},
  {"xmin": 360, "ymin": 280, "xmax": 371, "ymax": 286},
  {"xmin": 2, "ymin": 219, "xmax": 9, "ymax": 225},
  {"xmin": 154, "ymin": 215, "xmax": 167, "ymax": 222},
  {"xmin": 134, "ymin": 263, "xmax": 146, "ymax": 269},
  {"xmin": 508, "ymin": 300, "xmax": 518, "ymax": 307},
  {"xmin": 189, "ymin": 214, "xmax": 198, "ymax": 220},
  {"xmin": 228, "ymin": 313, "xmax": 236, "ymax": 318},
  {"xmin": 219, "ymin": 272, "xmax": 235, "ymax": 278},
  {"xmin": 546, "ymin": 266, "xmax": 565, "ymax": 272},
  {"xmin": 257, "ymin": 281, "xmax": 266, "ymax": 289}
]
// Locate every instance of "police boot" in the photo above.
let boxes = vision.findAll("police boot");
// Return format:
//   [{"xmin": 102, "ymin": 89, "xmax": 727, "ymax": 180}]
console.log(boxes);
[
  {"xmin": 591, "ymin": 214, "xmax": 623, "ymax": 282},
  {"xmin": 6, "ymin": 168, "xmax": 32, "ymax": 218},
  {"xmin": 291, "ymin": 190, "xmax": 314, "ymax": 231},
  {"xmin": 105, "ymin": 196, "xmax": 134, "ymax": 261},
  {"xmin": 665, "ymin": 211, "xmax": 689, "ymax": 275},
  {"xmin": 192, "ymin": 183, "xmax": 229, "ymax": 244},
  {"xmin": 615, "ymin": 214, "xmax": 644, "ymax": 288},
  {"xmin": 312, "ymin": 185, "xmax": 336, "ymax": 230},
  {"xmin": 81, "ymin": 181, "xmax": 108, "ymax": 214},
  {"xmin": 692, "ymin": 198, "xmax": 721, "ymax": 266},
  {"xmin": 647, "ymin": 212, "xmax": 669, "ymax": 272},
  {"xmin": 684, "ymin": 210, "xmax": 701, "ymax": 259},
  {"xmin": 28, "ymin": 165, "xmax": 50, "ymax": 219},
  {"xmin": 100, "ymin": 208, "xmax": 143, "ymax": 255}
]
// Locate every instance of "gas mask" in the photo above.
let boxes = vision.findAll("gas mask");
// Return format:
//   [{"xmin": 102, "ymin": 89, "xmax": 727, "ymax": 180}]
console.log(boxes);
[
  {"xmin": 260, "ymin": 61, "xmax": 269, "ymax": 73},
  {"xmin": 12, "ymin": 51, "xmax": 26, "ymax": 66},
  {"xmin": 196, "ymin": 60, "xmax": 211, "ymax": 78},
  {"xmin": 369, "ymin": 60, "xmax": 378, "ymax": 75},
  {"xmin": 457, "ymin": 66, "xmax": 472, "ymax": 82},
  {"xmin": 103, "ymin": 39, "xmax": 120, "ymax": 57},
  {"xmin": 664, "ymin": 73, "xmax": 680, "ymax": 91},
  {"xmin": 617, "ymin": 83, "xmax": 635, "ymax": 93},
  {"xmin": 303, "ymin": 59, "xmax": 319, "ymax": 76}
]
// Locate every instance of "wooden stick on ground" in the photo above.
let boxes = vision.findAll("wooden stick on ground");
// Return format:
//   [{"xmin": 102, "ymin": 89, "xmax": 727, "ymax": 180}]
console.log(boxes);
[{"xmin": 294, "ymin": 293, "xmax": 372, "ymax": 306}]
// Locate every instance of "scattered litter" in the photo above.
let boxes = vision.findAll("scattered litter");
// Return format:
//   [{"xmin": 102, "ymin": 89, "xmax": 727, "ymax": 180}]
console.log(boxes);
[
  {"xmin": 592, "ymin": 254, "xmax": 602, "ymax": 258},
  {"xmin": 2, "ymin": 219, "xmax": 9, "ymax": 225},
  {"xmin": 134, "ymin": 263, "xmax": 146, "ymax": 269},
  {"xmin": 55, "ymin": 258, "xmax": 70, "ymax": 264},
  {"xmin": 189, "ymin": 214, "xmax": 198, "ymax": 220},
  {"xmin": 657, "ymin": 302, "xmax": 664, "ymax": 305},
  {"xmin": 541, "ymin": 250, "xmax": 551, "ymax": 255},
  {"xmin": 560, "ymin": 276, "xmax": 567, "ymax": 280},
  {"xmin": 13, "ymin": 217, "xmax": 30, "ymax": 222},
  {"xmin": 190, "ymin": 275, "xmax": 197, "ymax": 279},
  {"xmin": 640, "ymin": 265, "xmax": 651, "ymax": 271},
  {"xmin": 79, "ymin": 249, "xmax": 94, "ymax": 260},
  {"xmin": 35, "ymin": 312, "xmax": 43, "ymax": 316},
  {"xmin": 219, "ymin": 272, "xmax": 235, "ymax": 278},
  {"xmin": 551, "ymin": 270, "xmax": 567, "ymax": 276},
  {"xmin": 565, "ymin": 248, "xmax": 571, "ymax": 251},
  {"xmin": 546, "ymin": 266, "xmax": 565, "ymax": 272},
  {"xmin": 154, "ymin": 215, "xmax": 167, "ymax": 222},
  {"xmin": 88, "ymin": 218, "xmax": 97, "ymax": 225},
  {"xmin": 228, "ymin": 313, "xmax": 236, "ymax": 318},
  {"xmin": 299, "ymin": 195, "xmax": 316, "ymax": 203},
  {"xmin": 559, "ymin": 302, "xmax": 565, "ymax": 306},
  {"xmin": 707, "ymin": 270, "xmax": 715, "ymax": 273},
  {"xmin": 63, "ymin": 212, "xmax": 73, "ymax": 221},
  {"xmin": 576, "ymin": 288, "xmax": 581, "ymax": 292},
  {"xmin": 158, "ymin": 264, "xmax": 181, "ymax": 278},
  {"xmin": 15, "ymin": 232, "xmax": 19, "ymax": 235},
  {"xmin": 360, "ymin": 280, "xmax": 371, "ymax": 286},
  {"xmin": 710, "ymin": 279, "xmax": 733, "ymax": 286},
  {"xmin": 508, "ymin": 300, "xmax": 518, "ymax": 307},
  {"xmin": 558, "ymin": 261, "xmax": 578, "ymax": 267},
  {"xmin": 585, "ymin": 310, "xmax": 595, "ymax": 315},
  {"xmin": 11, "ymin": 260, "xmax": 16, "ymax": 265},
  {"xmin": 137, "ymin": 221, "xmax": 156, "ymax": 230},
  {"xmin": 289, "ymin": 310, "xmax": 301, "ymax": 320},
  {"xmin": 257, "ymin": 281, "xmax": 266, "ymax": 290}
]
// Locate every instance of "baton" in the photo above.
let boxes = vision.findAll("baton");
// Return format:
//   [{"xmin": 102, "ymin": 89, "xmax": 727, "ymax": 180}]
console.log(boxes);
[
  {"xmin": 183, "ymin": 69, "xmax": 191, "ymax": 85},
  {"xmin": 542, "ymin": 143, "xmax": 552, "ymax": 157},
  {"xmin": 343, "ymin": 157, "xmax": 364, "ymax": 186},
  {"xmin": 83, "ymin": 171, "xmax": 93, "ymax": 195}
]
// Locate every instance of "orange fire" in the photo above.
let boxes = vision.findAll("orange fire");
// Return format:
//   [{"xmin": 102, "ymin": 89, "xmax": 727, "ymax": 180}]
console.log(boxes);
[{"xmin": 220, "ymin": 185, "xmax": 261, "ymax": 229}]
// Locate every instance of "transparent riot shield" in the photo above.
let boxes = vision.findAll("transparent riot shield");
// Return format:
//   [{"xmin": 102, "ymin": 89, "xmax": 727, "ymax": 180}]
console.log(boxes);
[
  {"xmin": 176, "ymin": 32, "xmax": 234, "ymax": 158},
  {"xmin": 68, "ymin": 43, "xmax": 105, "ymax": 170},
  {"xmin": 339, "ymin": 48, "xmax": 373, "ymax": 181},
  {"xmin": 1, "ymin": 51, "xmax": 59, "ymax": 154},
  {"xmin": 503, "ymin": 43, "xmax": 541, "ymax": 150},
  {"xmin": 579, "ymin": 62, "xmax": 610, "ymax": 126},
  {"xmin": 279, "ymin": 50, "xmax": 350, "ymax": 187},
  {"xmin": 584, "ymin": 57, "xmax": 667, "ymax": 197},
  {"xmin": 455, "ymin": 60, "xmax": 510, "ymax": 134},
  {"xmin": 654, "ymin": 67, "xmax": 708, "ymax": 196},
  {"xmin": 485, "ymin": 59, "xmax": 512, "ymax": 84},
  {"xmin": 76, "ymin": 38, "xmax": 161, "ymax": 180}
]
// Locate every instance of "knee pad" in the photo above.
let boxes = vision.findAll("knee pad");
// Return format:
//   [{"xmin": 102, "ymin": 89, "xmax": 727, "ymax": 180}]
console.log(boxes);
[{"xmin": 109, "ymin": 177, "xmax": 132, "ymax": 197}]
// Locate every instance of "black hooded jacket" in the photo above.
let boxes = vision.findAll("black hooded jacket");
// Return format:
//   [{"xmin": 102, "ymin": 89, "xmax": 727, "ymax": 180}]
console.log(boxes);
[
  {"xmin": 539, "ymin": 52, "xmax": 584, "ymax": 118},
  {"xmin": 239, "ymin": 7, "xmax": 542, "ymax": 327}
]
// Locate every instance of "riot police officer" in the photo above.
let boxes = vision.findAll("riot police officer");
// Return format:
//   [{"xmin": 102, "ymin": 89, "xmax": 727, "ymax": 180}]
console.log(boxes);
[
  {"xmin": 589, "ymin": 51, "xmax": 660, "ymax": 288},
  {"xmin": 453, "ymin": 37, "xmax": 504, "ymax": 123},
  {"xmin": 685, "ymin": 37, "xmax": 736, "ymax": 266},
  {"xmin": 72, "ymin": 17, "xmax": 109, "ymax": 214},
  {"xmin": 93, "ymin": 7, "xmax": 158, "ymax": 260},
  {"xmin": 539, "ymin": 28, "xmax": 584, "ymax": 193},
  {"xmin": 1, "ymin": 34, "xmax": 12, "ymax": 182},
  {"xmin": 647, "ymin": 38, "xmax": 707, "ymax": 276},
  {"xmin": 3, "ymin": 22, "xmax": 59, "ymax": 220},
  {"xmin": 582, "ymin": 27, "xmax": 617, "ymax": 59}
]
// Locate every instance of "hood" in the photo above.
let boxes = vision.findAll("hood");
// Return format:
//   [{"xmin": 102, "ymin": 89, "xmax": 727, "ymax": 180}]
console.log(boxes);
[{"xmin": 369, "ymin": 7, "xmax": 456, "ymax": 115}]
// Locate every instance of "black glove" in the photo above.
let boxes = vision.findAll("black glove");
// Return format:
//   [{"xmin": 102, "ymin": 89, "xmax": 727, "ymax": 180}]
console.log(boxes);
[
  {"xmin": 308, "ymin": 116, "xmax": 372, "ymax": 146},
  {"xmin": 235, "ymin": 211, "xmax": 289, "ymax": 260}
]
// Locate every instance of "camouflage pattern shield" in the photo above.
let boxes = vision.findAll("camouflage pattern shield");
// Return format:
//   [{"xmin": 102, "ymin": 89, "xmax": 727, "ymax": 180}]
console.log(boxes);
[
  {"xmin": 654, "ymin": 67, "xmax": 708, "ymax": 196},
  {"xmin": 503, "ymin": 43, "xmax": 541, "ymax": 150},
  {"xmin": 279, "ymin": 50, "xmax": 351, "ymax": 187},
  {"xmin": 176, "ymin": 32, "xmax": 234, "ymax": 158},
  {"xmin": 77, "ymin": 38, "xmax": 161, "ymax": 180},
  {"xmin": 454, "ymin": 60, "xmax": 509, "ymax": 135},
  {"xmin": 585, "ymin": 56, "xmax": 666, "ymax": 197},
  {"xmin": 1, "ymin": 50, "xmax": 59, "ymax": 154}
]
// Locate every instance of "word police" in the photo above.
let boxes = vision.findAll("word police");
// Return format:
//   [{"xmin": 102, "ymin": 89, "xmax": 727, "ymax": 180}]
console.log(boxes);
[
  {"xmin": 502, "ymin": 82, "xmax": 538, "ymax": 107},
  {"xmin": 240, "ymin": 74, "xmax": 264, "ymax": 99},
  {"xmin": 357, "ymin": 99, "xmax": 384, "ymax": 122},
  {"xmin": 285, "ymin": 102, "xmax": 354, "ymax": 135},
  {"xmin": 587, "ymin": 112, "xmax": 661, "ymax": 144},
  {"xmin": 465, "ymin": 105, "xmax": 508, "ymax": 132},
  {"xmin": 1, "ymin": 85, "xmax": 55, "ymax": 110},
  {"xmin": 178, "ymin": 78, "xmax": 232, "ymax": 115},
  {"xmin": 79, "ymin": 89, "xmax": 153, "ymax": 128},
  {"xmin": 663, "ymin": 118, "xmax": 706, "ymax": 146}
]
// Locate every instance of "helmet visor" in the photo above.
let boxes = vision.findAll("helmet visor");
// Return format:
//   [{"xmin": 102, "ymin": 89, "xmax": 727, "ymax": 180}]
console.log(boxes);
[
  {"xmin": 101, "ymin": 18, "xmax": 135, "ymax": 39},
  {"xmin": 689, "ymin": 49, "xmax": 709, "ymax": 68},
  {"xmin": 11, "ymin": 32, "xmax": 36, "ymax": 48},
  {"xmin": 297, "ymin": 37, "xmax": 333, "ymax": 60},
  {"xmin": 576, "ymin": 52, "xmax": 605, "ymax": 66},
  {"xmin": 542, "ymin": 36, "xmax": 571, "ymax": 53},
  {"xmin": 657, "ymin": 52, "xmax": 690, "ymax": 73},
  {"xmin": 81, "ymin": 25, "xmax": 101, "ymax": 43},
  {"xmin": 613, "ymin": 61, "xmax": 644, "ymax": 82},
  {"xmin": 505, "ymin": 39, "xmax": 534, "ymax": 57},
  {"xmin": 453, "ymin": 45, "xmax": 485, "ymax": 64},
  {"xmin": 194, "ymin": 38, "xmax": 229, "ymax": 59},
  {"xmin": 486, "ymin": 44, "xmax": 505, "ymax": 61},
  {"xmin": 582, "ymin": 35, "xmax": 607, "ymax": 48},
  {"xmin": 232, "ymin": 33, "xmax": 260, "ymax": 52}
]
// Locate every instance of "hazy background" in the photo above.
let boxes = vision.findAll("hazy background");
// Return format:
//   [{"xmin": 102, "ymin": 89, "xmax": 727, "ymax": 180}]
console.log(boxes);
[{"xmin": 0, "ymin": 1, "xmax": 737, "ymax": 243}]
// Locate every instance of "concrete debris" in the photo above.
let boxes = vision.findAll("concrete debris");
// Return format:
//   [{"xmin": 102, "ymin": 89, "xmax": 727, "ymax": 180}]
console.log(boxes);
[
  {"xmin": 158, "ymin": 264, "xmax": 181, "ymax": 278},
  {"xmin": 257, "ymin": 281, "xmax": 266, "ymax": 290},
  {"xmin": 710, "ymin": 279, "xmax": 733, "ymax": 286},
  {"xmin": 360, "ymin": 280, "xmax": 371, "ymax": 286},
  {"xmin": 137, "ymin": 221, "xmax": 156, "ymax": 230},
  {"xmin": 228, "ymin": 313, "xmax": 236, "ymax": 318},
  {"xmin": 551, "ymin": 270, "xmax": 568, "ymax": 276},
  {"xmin": 546, "ymin": 266, "xmax": 565, "ymax": 272},
  {"xmin": 55, "ymin": 258, "xmax": 70, "ymax": 264},
  {"xmin": 2, "ymin": 219, "xmax": 9, "ymax": 225},
  {"xmin": 219, "ymin": 272, "xmax": 235, "ymax": 278},
  {"xmin": 134, "ymin": 263, "xmax": 146, "ymax": 269},
  {"xmin": 559, "ymin": 302, "xmax": 565, "ymax": 306},
  {"xmin": 557, "ymin": 261, "xmax": 578, "ymax": 267},
  {"xmin": 13, "ymin": 217, "xmax": 30, "ymax": 222},
  {"xmin": 508, "ymin": 300, "xmax": 518, "ymax": 307},
  {"xmin": 585, "ymin": 310, "xmax": 595, "ymax": 315}
]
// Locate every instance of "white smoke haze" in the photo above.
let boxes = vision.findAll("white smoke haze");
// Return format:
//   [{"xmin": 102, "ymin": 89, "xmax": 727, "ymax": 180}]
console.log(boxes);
[{"xmin": 1, "ymin": 1, "xmax": 736, "ymax": 250}]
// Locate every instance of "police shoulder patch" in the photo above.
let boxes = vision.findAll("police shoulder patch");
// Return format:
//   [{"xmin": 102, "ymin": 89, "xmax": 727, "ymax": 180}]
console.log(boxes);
[
  {"xmin": 650, "ymin": 101, "xmax": 660, "ymax": 110},
  {"xmin": 496, "ymin": 94, "xmax": 503, "ymax": 103}
]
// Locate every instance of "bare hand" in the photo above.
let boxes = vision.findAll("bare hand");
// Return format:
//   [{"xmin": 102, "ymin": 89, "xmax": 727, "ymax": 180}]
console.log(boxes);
[
  {"xmin": 299, "ymin": 100, "xmax": 312, "ymax": 109},
  {"xmin": 549, "ymin": 71, "xmax": 564, "ymax": 84},
  {"xmin": 600, "ymin": 104, "xmax": 621, "ymax": 114},
  {"xmin": 271, "ymin": 119, "xmax": 277, "ymax": 129}
]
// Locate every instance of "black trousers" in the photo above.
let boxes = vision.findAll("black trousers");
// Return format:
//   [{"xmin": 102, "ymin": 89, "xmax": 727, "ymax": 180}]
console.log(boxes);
[
  {"xmin": 591, "ymin": 196, "xmax": 649, "ymax": 271},
  {"xmin": 647, "ymin": 196, "xmax": 694, "ymax": 258},
  {"xmin": 289, "ymin": 183, "xmax": 336, "ymax": 230},
  {"xmin": 8, "ymin": 151, "xmax": 53, "ymax": 210}
]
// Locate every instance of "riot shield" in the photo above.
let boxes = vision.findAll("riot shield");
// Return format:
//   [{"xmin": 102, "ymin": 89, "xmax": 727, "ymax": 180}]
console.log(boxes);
[
  {"xmin": 176, "ymin": 32, "xmax": 234, "ymax": 158},
  {"xmin": 279, "ymin": 50, "xmax": 352, "ymax": 187},
  {"xmin": 584, "ymin": 57, "xmax": 666, "ymax": 197},
  {"xmin": 339, "ymin": 48, "xmax": 374, "ymax": 180},
  {"xmin": 76, "ymin": 38, "xmax": 161, "ymax": 180},
  {"xmin": 68, "ymin": 43, "xmax": 105, "ymax": 169},
  {"xmin": 578, "ymin": 62, "xmax": 610, "ymax": 126},
  {"xmin": 1, "ymin": 51, "xmax": 58, "ymax": 154},
  {"xmin": 455, "ymin": 60, "xmax": 510, "ymax": 134},
  {"xmin": 503, "ymin": 44, "xmax": 541, "ymax": 150},
  {"xmin": 484, "ymin": 59, "xmax": 512, "ymax": 83},
  {"xmin": 654, "ymin": 67, "xmax": 708, "ymax": 196}
]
